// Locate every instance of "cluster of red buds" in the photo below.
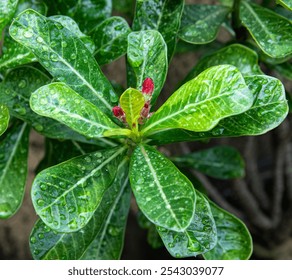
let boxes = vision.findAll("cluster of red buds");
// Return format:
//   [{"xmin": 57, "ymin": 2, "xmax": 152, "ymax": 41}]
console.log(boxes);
[{"xmin": 112, "ymin": 77, "xmax": 154, "ymax": 125}]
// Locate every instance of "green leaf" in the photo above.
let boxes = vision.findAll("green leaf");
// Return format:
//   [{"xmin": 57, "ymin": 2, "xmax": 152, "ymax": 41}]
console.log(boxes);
[
  {"xmin": 0, "ymin": 123, "xmax": 29, "ymax": 219},
  {"xmin": 129, "ymin": 144, "xmax": 196, "ymax": 232},
  {"xmin": 9, "ymin": 9, "xmax": 118, "ymax": 116},
  {"xmin": 276, "ymin": 0, "xmax": 292, "ymax": 11},
  {"xmin": 31, "ymin": 146, "xmax": 127, "ymax": 232},
  {"xmin": 30, "ymin": 159, "xmax": 130, "ymax": 260},
  {"xmin": 0, "ymin": 104, "xmax": 9, "ymax": 136},
  {"xmin": 91, "ymin": 16, "xmax": 131, "ymax": 65},
  {"xmin": 43, "ymin": 0, "xmax": 112, "ymax": 33},
  {"xmin": 141, "ymin": 65, "xmax": 253, "ymax": 136},
  {"xmin": 119, "ymin": 88, "xmax": 145, "ymax": 129},
  {"xmin": 272, "ymin": 62, "xmax": 292, "ymax": 80},
  {"xmin": 30, "ymin": 82, "xmax": 118, "ymax": 138},
  {"xmin": 240, "ymin": 2, "xmax": 292, "ymax": 58},
  {"xmin": 0, "ymin": 0, "xmax": 18, "ymax": 33},
  {"xmin": 132, "ymin": 0, "xmax": 184, "ymax": 61},
  {"xmin": 127, "ymin": 30, "xmax": 168, "ymax": 105},
  {"xmin": 172, "ymin": 146, "xmax": 245, "ymax": 179},
  {"xmin": 184, "ymin": 44, "xmax": 262, "ymax": 83},
  {"xmin": 157, "ymin": 191, "xmax": 217, "ymax": 258},
  {"xmin": 0, "ymin": 67, "xmax": 102, "ymax": 144},
  {"xmin": 203, "ymin": 201, "xmax": 252, "ymax": 260},
  {"xmin": 179, "ymin": 5, "xmax": 230, "ymax": 44},
  {"xmin": 147, "ymin": 75, "xmax": 289, "ymax": 144},
  {"xmin": 16, "ymin": 0, "xmax": 47, "ymax": 15},
  {"xmin": 49, "ymin": 15, "xmax": 95, "ymax": 53}
]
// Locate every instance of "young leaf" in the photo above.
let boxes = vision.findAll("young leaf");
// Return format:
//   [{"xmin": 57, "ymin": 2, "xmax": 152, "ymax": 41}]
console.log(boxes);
[
  {"xmin": 132, "ymin": 0, "xmax": 184, "ymax": 61},
  {"xmin": 141, "ymin": 65, "xmax": 253, "ymax": 136},
  {"xmin": 0, "ymin": 0, "xmax": 18, "ymax": 33},
  {"xmin": 0, "ymin": 104, "xmax": 9, "ymax": 136},
  {"xmin": 179, "ymin": 5, "xmax": 231, "ymax": 44},
  {"xmin": 119, "ymin": 88, "xmax": 145, "ymax": 129},
  {"xmin": 0, "ymin": 123, "xmax": 29, "ymax": 219},
  {"xmin": 184, "ymin": 44, "xmax": 262, "ymax": 82},
  {"xmin": 147, "ymin": 75, "xmax": 289, "ymax": 144},
  {"xmin": 172, "ymin": 146, "xmax": 245, "ymax": 179},
  {"xmin": 127, "ymin": 30, "xmax": 168, "ymax": 105},
  {"xmin": 9, "ymin": 9, "xmax": 118, "ymax": 116},
  {"xmin": 43, "ymin": 0, "xmax": 112, "ymax": 33},
  {"xmin": 203, "ymin": 201, "xmax": 252, "ymax": 260},
  {"xmin": 157, "ymin": 191, "xmax": 217, "ymax": 258},
  {"xmin": 240, "ymin": 2, "xmax": 292, "ymax": 58},
  {"xmin": 276, "ymin": 0, "xmax": 292, "ymax": 12},
  {"xmin": 130, "ymin": 144, "xmax": 196, "ymax": 232},
  {"xmin": 0, "ymin": 36, "xmax": 36, "ymax": 71},
  {"xmin": 91, "ymin": 16, "xmax": 131, "ymax": 65},
  {"xmin": 30, "ymin": 82, "xmax": 118, "ymax": 138},
  {"xmin": 31, "ymin": 146, "xmax": 127, "ymax": 232},
  {"xmin": 30, "ymin": 159, "xmax": 130, "ymax": 260}
]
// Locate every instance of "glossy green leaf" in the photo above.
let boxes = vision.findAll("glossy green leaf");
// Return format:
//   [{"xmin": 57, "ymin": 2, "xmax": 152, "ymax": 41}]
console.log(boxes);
[
  {"xmin": 130, "ymin": 144, "xmax": 196, "ymax": 232},
  {"xmin": 273, "ymin": 62, "xmax": 292, "ymax": 80},
  {"xmin": 31, "ymin": 146, "xmax": 127, "ymax": 232},
  {"xmin": 127, "ymin": 30, "xmax": 168, "ymax": 105},
  {"xmin": 43, "ymin": 0, "xmax": 112, "ymax": 33},
  {"xmin": 142, "ymin": 65, "xmax": 253, "ymax": 136},
  {"xmin": 30, "ymin": 159, "xmax": 130, "ymax": 260},
  {"xmin": 9, "ymin": 9, "xmax": 118, "ymax": 116},
  {"xmin": 49, "ymin": 15, "xmax": 95, "ymax": 53},
  {"xmin": 30, "ymin": 82, "xmax": 118, "ymax": 138},
  {"xmin": 0, "ymin": 36, "xmax": 36, "ymax": 71},
  {"xmin": 179, "ymin": 5, "xmax": 230, "ymax": 44},
  {"xmin": 184, "ymin": 44, "xmax": 262, "ymax": 82},
  {"xmin": 0, "ymin": 0, "xmax": 18, "ymax": 33},
  {"xmin": 147, "ymin": 75, "xmax": 289, "ymax": 144},
  {"xmin": 132, "ymin": 0, "xmax": 184, "ymax": 61},
  {"xmin": 0, "ymin": 67, "xmax": 103, "ymax": 144},
  {"xmin": 0, "ymin": 104, "xmax": 9, "ymax": 136},
  {"xmin": 157, "ymin": 191, "xmax": 217, "ymax": 258},
  {"xmin": 0, "ymin": 123, "xmax": 29, "ymax": 219},
  {"xmin": 16, "ymin": 0, "xmax": 47, "ymax": 15},
  {"xmin": 91, "ymin": 16, "xmax": 131, "ymax": 65},
  {"xmin": 120, "ymin": 88, "xmax": 145, "ymax": 129},
  {"xmin": 172, "ymin": 146, "xmax": 245, "ymax": 179},
  {"xmin": 203, "ymin": 201, "xmax": 252, "ymax": 260},
  {"xmin": 240, "ymin": 2, "xmax": 292, "ymax": 58},
  {"xmin": 276, "ymin": 0, "xmax": 292, "ymax": 11}
]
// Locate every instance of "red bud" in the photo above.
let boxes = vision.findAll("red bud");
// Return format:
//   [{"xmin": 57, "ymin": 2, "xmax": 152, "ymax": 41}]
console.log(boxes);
[
  {"xmin": 112, "ymin": 106, "xmax": 124, "ymax": 117},
  {"xmin": 142, "ymin": 77, "xmax": 154, "ymax": 95}
]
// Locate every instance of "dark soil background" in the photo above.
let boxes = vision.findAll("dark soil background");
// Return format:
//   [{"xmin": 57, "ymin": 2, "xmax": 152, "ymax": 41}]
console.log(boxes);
[{"xmin": 1, "ymin": 0, "xmax": 292, "ymax": 260}]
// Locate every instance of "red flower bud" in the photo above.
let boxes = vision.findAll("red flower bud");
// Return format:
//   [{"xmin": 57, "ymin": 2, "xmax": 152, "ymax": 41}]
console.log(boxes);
[
  {"xmin": 142, "ymin": 77, "xmax": 154, "ymax": 95},
  {"xmin": 112, "ymin": 106, "xmax": 124, "ymax": 117}
]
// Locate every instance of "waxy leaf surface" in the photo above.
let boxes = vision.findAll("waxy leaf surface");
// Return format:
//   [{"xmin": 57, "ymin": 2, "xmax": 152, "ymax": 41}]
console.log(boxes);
[
  {"xmin": 240, "ymin": 2, "xmax": 292, "ymax": 58},
  {"xmin": 157, "ymin": 191, "xmax": 217, "ymax": 258},
  {"xmin": 0, "ymin": 105, "xmax": 9, "ymax": 136},
  {"xmin": 127, "ymin": 30, "xmax": 168, "ymax": 105},
  {"xmin": 43, "ymin": 0, "xmax": 111, "ymax": 33},
  {"xmin": 31, "ymin": 146, "xmax": 127, "ymax": 232},
  {"xmin": 184, "ymin": 44, "xmax": 262, "ymax": 82},
  {"xmin": 277, "ymin": 0, "xmax": 292, "ymax": 11},
  {"xmin": 132, "ymin": 0, "xmax": 184, "ymax": 61},
  {"xmin": 30, "ymin": 82, "xmax": 118, "ymax": 139},
  {"xmin": 147, "ymin": 75, "xmax": 288, "ymax": 144},
  {"xmin": 142, "ymin": 65, "xmax": 253, "ymax": 136},
  {"xmin": 173, "ymin": 146, "xmax": 245, "ymax": 179},
  {"xmin": 120, "ymin": 88, "xmax": 145, "ymax": 129},
  {"xmin": 0, "ymin": 123, "xmax": 29, "ymax": 219},
  {"xmin": 0, "ymin": 0, "xmax": 18, "ymax": 33},
  {"xmin": 203, "ymin": 201, "xmax": 252, "ymax": 260},
  {"xmin": 30, "ymin": 159, "xmax": 130, "ymax": 260},
  {"xmin": 179, "ymin": 5, "xmax": 230, "ymax": 44},
  {"xmin": 130, "ymin": 144, "xmax": 196, "ymax": 232},
  {"xmin": 92, "ymin": 16, "xmax": 131, "ymax": 65},
  {"xmin": 9, "ymin": 9, "xmax": 117, "ymax": 116}
]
